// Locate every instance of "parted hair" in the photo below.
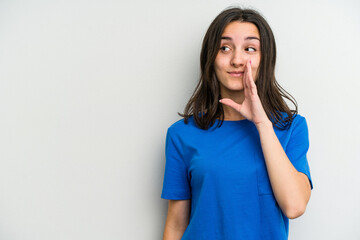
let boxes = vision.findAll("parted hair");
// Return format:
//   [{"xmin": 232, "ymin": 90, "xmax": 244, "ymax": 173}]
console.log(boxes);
[{"xmin": 179, "ymin": 7, "xmax": 297, "ymax": 130}]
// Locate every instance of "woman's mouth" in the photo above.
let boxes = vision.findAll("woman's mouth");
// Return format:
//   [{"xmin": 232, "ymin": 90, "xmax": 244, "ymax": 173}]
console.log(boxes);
[{"xmin": 228, "ymin": 71, "xmax": 244, "ymax": 77}]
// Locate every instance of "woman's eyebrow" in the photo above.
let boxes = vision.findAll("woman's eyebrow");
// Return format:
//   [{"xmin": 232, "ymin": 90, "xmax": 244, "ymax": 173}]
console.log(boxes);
[
  {"xmin": 245, "ymin": 36, "xmax": 260, "ymax": 41},
  {"xmin": 220, "ymin": 36, "xmax": 260, "ymax": 41},
  {"xmin": 221, "ymin": 36, "xmax": 232, "ymax": 40}
]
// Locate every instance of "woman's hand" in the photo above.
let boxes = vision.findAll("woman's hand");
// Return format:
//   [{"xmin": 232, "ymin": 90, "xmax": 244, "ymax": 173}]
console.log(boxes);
[{"xmin": 220, "ymin": 60, "xmax": 271, "ymax": 128}]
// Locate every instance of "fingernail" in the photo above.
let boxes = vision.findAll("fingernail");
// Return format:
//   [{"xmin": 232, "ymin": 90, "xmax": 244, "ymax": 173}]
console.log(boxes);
[{"xmin": 219, "ymin": 99, "xmax": 222, "ymax": 103}]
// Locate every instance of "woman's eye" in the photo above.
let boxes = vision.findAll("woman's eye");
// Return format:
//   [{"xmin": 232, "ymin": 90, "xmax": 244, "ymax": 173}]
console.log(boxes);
[
  {"xmin": 220, "ymin": 46, "xmax": 231, "ymax": 52},
  {"xmin": 246, "ymin": 47, "xmax": 256, "ymax": 52}
]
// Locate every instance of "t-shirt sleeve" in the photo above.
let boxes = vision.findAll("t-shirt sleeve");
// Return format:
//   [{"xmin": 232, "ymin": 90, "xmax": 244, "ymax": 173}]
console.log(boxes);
[
  {"xmin": 286, "ymin": 116, "xmax": 313, "ymax": 189},
  {"xmin": 161, "ymin": 128, "xmax": 191, "ymax": 200}
]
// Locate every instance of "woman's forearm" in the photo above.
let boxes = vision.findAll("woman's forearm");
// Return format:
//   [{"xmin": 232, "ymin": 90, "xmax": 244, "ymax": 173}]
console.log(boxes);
[
  {"xmin": 163, "ymin": 224, "xmax": 186, "ymax": 240},
  {"xmin": 256, "ymin": 120, "xmax": 311, "ymax": 219}
]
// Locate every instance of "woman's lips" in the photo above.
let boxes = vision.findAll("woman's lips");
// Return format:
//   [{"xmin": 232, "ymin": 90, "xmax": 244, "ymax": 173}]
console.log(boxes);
[{"xmin": 228, "ymin": 71, "xmax": 244, "ymax": 77}]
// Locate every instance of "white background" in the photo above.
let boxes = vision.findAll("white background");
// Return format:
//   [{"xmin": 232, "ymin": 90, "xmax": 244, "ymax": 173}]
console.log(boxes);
[{"xmin": 0, "ymin": 0, "xmax": 359, "ymax": 239}]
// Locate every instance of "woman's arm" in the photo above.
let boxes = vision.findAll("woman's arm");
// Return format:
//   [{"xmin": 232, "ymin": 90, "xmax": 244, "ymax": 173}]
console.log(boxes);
[
  {"xmin": 163, "ymin": 199, "xmax": 191, "ymax": 240},
  {"xmin": 256, "ymin": 121, "xmax": 311, "ymax": 219},
  {"xmin": 220, "ymin": 60, "xmax": 311, "ymax": 219}
]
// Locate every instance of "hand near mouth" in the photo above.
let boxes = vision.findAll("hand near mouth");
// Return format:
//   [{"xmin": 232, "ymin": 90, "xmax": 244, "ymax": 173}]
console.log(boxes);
[{"xmin": 219, "ymin": 60, "xmax": 271, "ymax": 128}]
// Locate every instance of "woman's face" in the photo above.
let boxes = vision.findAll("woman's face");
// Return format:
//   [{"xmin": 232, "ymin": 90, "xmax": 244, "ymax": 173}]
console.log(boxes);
[{"xmin": 214, "ymin": 21, "xmax": 261, "ymax": 96}]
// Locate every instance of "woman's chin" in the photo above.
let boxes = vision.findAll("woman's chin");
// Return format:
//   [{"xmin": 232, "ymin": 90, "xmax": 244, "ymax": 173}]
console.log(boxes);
[
  {"xmin": 219, "ymin": 82, "xmax": 244, "ymax": 94},
  {"xmin": 226, "ymin": 85, "xmax": 244, "ymax": 92}
]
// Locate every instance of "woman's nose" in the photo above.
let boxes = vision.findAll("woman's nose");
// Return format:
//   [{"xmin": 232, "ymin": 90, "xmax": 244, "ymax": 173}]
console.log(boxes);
[{"xmin": 230, "ymin": 50, "xmax": 247, "ymax": 67}]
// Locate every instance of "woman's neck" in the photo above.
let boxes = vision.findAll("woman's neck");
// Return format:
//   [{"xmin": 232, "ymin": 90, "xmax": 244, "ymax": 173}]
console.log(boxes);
[
  {"xmin": 221, "ymin": 90, "xmax": 245, "ymax": 121},
  {"xmin": 223, "ymin": 106, "xmax": 245, "ymax": 120}
]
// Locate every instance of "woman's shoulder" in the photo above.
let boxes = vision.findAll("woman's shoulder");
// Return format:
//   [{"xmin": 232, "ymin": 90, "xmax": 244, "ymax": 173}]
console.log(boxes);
[
  {"xmin": 289, "ymin": 114, "xmax": 308, "ymax": 135},
  {"xmin": 273, "ymin": 112, "xmax": 308, "ymax": 134},
  {"xmin": 291, "ymin": 113, "xmax": 307, "ymax": 126},
  {"xmin": 273, "ymin": 113, "xmax": 309, "ymax": 144},
  {"xmin": 167, "ymin": 116, "xmax": 198, "ymax": 136}
]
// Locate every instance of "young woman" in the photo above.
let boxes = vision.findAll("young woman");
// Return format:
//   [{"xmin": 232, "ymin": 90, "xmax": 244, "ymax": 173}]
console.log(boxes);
[{"xmin": 161, "ymin": 7, "xmax": 313, "ymax": 240}]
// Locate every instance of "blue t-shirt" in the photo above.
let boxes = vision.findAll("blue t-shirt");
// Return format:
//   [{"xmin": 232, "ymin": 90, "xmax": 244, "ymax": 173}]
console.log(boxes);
[{"xmin": 161, "ymin": 115, "xmax": 313, "ymax": 240}]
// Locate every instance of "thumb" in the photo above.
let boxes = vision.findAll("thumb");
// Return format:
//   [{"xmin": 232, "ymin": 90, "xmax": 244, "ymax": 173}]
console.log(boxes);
[{"xmin": 219, "ymin": 98, "xmax": 241, "ymax": 112}]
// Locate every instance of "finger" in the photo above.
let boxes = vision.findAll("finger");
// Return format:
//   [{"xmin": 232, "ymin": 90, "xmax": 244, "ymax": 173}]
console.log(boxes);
[
  {"xmin": 246, "ymin": 60, "xmax": 252, "ymax": 85},
  {"xmin": 219, "ymin": 98, "xmax": 241, "ymax": 112},
  {"xmin": 244, "ymin": 62, "xmax": 250, "ymax": 89},
  {"xmin": 247, "ymin": 60, "xmax": 257, "ymax": 95},
  {"xmin": 243, "ymin": 63, "xmax": 249, "ymax": 94},
  {"xmin": 242, "ymin": 61, "xmax": 251, "ymax": 98}
]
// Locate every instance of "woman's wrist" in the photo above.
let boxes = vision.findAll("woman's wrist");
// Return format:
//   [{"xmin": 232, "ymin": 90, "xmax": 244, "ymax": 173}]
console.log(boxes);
[{"xmin": 255, "ymin": 119, "xmax": 273, "ymax": 132}]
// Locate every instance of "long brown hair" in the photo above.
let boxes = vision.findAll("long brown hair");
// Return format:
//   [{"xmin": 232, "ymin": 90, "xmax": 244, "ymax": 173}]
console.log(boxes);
[{"xmin": 179, "ymin": 7, "xmax": 298, "ymax": 130}]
